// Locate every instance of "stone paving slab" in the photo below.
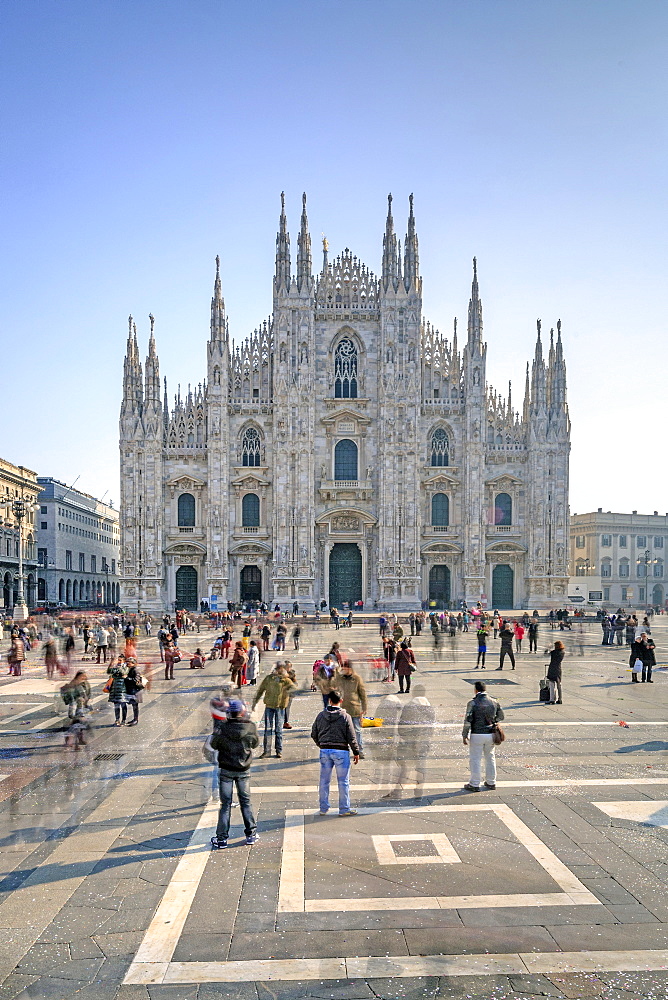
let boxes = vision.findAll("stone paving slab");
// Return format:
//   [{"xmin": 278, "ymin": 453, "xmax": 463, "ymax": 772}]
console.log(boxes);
[{"xmin": 2, "ymin": 624, "xmax": 668, "ymax": 996}]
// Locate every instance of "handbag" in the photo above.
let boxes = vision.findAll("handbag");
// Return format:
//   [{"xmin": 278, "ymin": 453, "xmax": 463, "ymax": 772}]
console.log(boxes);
[
  {"xmin": 491, "ymin": 723, "xmax": 505, "ymax": 745},
  {"xmin": 202, "ymin": 734, "xmax": 217, "ymax": 764},
  {"xmin": 102, "ymin": 677, "xmax": 112, "ymax": 693}
]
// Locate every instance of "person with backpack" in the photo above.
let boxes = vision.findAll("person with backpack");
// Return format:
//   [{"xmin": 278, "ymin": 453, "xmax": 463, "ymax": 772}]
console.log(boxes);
[{"xmin": 210, "ymin": 698, "xmax": 259, "ymax": 849}]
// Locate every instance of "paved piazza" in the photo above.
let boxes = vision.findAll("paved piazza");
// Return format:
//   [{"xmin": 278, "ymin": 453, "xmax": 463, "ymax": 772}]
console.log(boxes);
[{"xmin": 2, "ymin": 620, "xmax": 668, "ymax": 999}]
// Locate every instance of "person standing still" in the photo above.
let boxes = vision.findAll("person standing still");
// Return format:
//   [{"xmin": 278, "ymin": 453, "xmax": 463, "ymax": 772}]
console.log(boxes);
[
  {"xmin": 496, "ymin": 623, "xmax": 515, "ymax": 670},
  {"xmin": 546, "ymin": 640, "xmax": 565, "ymax": 703},
  {"xmin": 528, "ymin": 619, "xmax": 538, "ymax": 653},
  {"xmin": 335, "ymin": 661, "xmax": 368, "ymax": 758},
  {"xmin": 462, "ymin": 680, "xmax": 504, "ymax": 791},
  {"xmin": 210, "ymin": 698, "xmax": 259, "ymax": 849},
  {"xmin": 311, "ymin": 691, "xmax": 359, "ymax": 816},
  {"xmin": 96, "ymin": 626, "xmax": 109, "ymax": 664},
  {"xmin": 252, "ymin": 663, "xmax": 295, "ymax": 758},
  {"xmin": 476, "ymin": 625, "xmax": 488, "ymax": 668},
  {"xmin": 395, "ymin": 641, "xmax": 416, "ymax": 693}
]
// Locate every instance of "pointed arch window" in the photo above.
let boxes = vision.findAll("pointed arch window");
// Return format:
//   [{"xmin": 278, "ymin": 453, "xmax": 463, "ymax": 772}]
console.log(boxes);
[
  {"xmin": 242, "ymin": 427, "xmax": 261, "ymax": 467},
  {"xmin": 334, "ymin": 338, "xmax": 358, "ymax": 398},
  {"xmin": 430, "ymin": 428, "xmax": 449, "ymax": 467}
]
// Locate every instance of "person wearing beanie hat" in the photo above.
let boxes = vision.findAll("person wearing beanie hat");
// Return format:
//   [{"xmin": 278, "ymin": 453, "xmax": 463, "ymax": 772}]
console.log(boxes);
[{"xmin": 210, "ymin": 698, "xmax": 259, "ymax": 849}]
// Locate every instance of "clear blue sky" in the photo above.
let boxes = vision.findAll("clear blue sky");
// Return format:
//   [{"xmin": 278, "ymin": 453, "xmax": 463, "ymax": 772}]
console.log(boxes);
[{"xmin": 1, "ymin": 0, "xmax": 665, "ymax": 514}]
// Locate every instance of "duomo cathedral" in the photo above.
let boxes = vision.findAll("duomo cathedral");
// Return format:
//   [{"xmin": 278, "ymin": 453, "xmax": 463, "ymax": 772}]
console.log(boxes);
[{"xmin": 119, "ymin": 194, "xmax": 570, "ymax": 612}]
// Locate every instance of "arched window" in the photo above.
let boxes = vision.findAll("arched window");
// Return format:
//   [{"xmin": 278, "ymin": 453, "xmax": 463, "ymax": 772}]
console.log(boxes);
[
  {"xmin": 334, "ymin": 338, "xmax": 358, "ymax": 399},
  {"xmin": 601, "ymin": 558, "xmax": 611, "ymax": 578},
  {"xmin": 575, "ymin": 559, "xmax": 586, "ymax": 577},
  {"xmin": 494, "ymin": 493, "xmax": 512, "ymax": 526},
  {"xmin": 242, "ymin": 493, "xmax": 260, "ymax": 527},
  {"xmin": 431, "ymin": 493, "xmax": 450, "ymax": 527},
  {"xmin": 430, "ymin": 428, "xmax": 449, "ymax": 467},
  {"xmin": 242, "ymin": 427, "xmax": 261, "ymax": 467},
  {"xmin": 334, "ymin": 439, "xmax": 358, "ymax": 481},
  {"xmin": 619, "ymin": 558, "xmax": 629, "ymax": 578},
  {"xmin": 178, "ymin": 493, "xmax": 196, "ymax": 527}
]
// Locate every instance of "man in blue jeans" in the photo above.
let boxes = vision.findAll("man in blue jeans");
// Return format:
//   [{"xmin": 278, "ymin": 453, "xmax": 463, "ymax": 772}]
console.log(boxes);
[
  {"xmin": 209, "ymin": 699, "xmax": 259, "ymax": 849},
  {"xmin": 311, "ymin": 691, "xmax": 360, "ymax": 816}
]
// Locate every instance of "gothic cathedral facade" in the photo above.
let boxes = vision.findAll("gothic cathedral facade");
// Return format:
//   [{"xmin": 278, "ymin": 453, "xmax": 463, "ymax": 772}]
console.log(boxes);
[{"xmin": 119, "ymin": 194, "xmax": 570, "ymax": 613}]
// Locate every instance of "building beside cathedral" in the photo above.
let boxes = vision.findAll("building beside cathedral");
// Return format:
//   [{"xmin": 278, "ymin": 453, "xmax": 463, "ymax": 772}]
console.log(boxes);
[{"xmin": 119, "ymin": 194, "xmax": 570, "ymax": 613}]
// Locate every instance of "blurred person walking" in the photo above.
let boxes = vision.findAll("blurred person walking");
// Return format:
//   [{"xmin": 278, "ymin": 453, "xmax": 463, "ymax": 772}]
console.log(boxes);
[{"xmin": 496, "ymin": 622, "xmax": 515, "ymax": 670}]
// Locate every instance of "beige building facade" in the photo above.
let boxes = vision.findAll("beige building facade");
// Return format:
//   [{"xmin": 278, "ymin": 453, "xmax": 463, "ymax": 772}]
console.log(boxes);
[
  {"xmin": 569, "ymin": 509, "xmax": 668, "ymax": 609},
  {"xmin": 120, "ymin": 195, "xmax": 571, "ymax": 613},
  {"xmin": 0, "ymin": 459, "xmax": 40, "ymax": 612}
]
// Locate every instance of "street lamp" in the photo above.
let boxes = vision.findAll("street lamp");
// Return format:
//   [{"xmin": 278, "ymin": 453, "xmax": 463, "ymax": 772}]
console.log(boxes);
[
  {"xmin": 0, "ymin": 488, "xmax": 37, "ymax": 622},
  {"xmin": 636, "ymin": 549, "xmax": 656, "ymax": 609}
]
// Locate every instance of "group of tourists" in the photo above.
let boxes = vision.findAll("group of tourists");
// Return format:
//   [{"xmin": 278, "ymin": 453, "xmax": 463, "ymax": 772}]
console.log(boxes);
[{"xmin": 601, "ymin": 612, "xmax": 653, "ymax": 646}]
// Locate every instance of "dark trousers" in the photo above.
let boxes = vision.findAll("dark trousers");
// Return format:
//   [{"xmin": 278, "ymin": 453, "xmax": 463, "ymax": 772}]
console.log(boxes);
[
  {"xmin": 216, "ymin": 771, "xmax": 256, "ymax": 841},
  {"xmin": 529, "ymin": 636, "xmax": 537, "ymax": 652},
  {"xmin": 97, "ymin": 646, "xmax": 107, "ymax": 663},
  {"xmin": 164, "ymin": 662, "xmax": 174, "ymax": 679},
  {"xmin": 476, "ymin": 650, "xmax": 486, "ymax": 667},
  {"xmin": 114, "ymin": 703, "xmax": 128, "ymax": 723},
  {"xmin": 499, "ymin": 646, "xmax": 515, "ymax": 669},
  {"xmin": 398, "ymin": 673, "xmax": 411, "ymax": 693},
  {"xmin": 642, "ymin": 664, "xmax": 653, "ymax": 682}
]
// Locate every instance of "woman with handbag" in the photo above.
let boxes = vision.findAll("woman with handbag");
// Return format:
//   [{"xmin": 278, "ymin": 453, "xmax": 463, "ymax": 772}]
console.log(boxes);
[
  {"xmin": 546, "ymin": 640, "xmax": 565, "ymax": 703},
  {"xmin": 107, "ymin": 660, "xmax": 128, "ymax": 725}
]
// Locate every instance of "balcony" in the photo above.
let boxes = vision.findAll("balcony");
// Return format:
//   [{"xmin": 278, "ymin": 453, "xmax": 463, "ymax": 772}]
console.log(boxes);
[
  {"xmin": 486, "ymin": 523, "xmax": 523, "ymax": 538},
  {"xmin": 319, "ymin": 479, "xmax": 372, "ymax": 502},
  {"xmin": 179, "ymin": 527, "xmax": 194, "ymax": 534},
  {"xmin": 243, "ymin": 526, "xmax": 259, "ymax": 534},
  {"xmin": 422, "ymin": 525, "xmax": 457, "ymax": 537}
]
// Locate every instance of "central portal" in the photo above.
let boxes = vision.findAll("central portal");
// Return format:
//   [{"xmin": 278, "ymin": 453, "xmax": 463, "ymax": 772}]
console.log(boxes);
[{"xmin": 329, "ymin": 543, "xmax": 362, "ymax": 609}]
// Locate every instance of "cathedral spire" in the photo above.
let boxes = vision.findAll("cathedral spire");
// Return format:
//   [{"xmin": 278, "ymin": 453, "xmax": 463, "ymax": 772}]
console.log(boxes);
[
  {"xmin": 381, "ymin": 193, "xmax": 398, "ymax": 291},
  {"xmin": 523, "ymin": 362, "xmax": 531, "ymax": 423},
  {"xmin": 296, "ymin": 192, "xmax": 312, "ymax": 292},
  {"xmin": 210, "ymin": 255, "xmax": 226, "ymax": 341},
  {"xmin": 550, "ymin": 318, "xmax": 567, "ymax": 410},
  {"xmin": 163, "ymin": 376, "xmax": 169, "ymax": 429},
  {"xmin": 403, "ymin": 193, "xmax": 419, "ymax": 290},
  {"xmin": 467, "ymin": 257, "xmax": 483, "ymax": 353},
  {"xmin": 531, "ymin": 319, "xmax": 547, "ymax": 412},
  {"xmin": 144, "ymin": 313, "xmax": 160, "ymax": 408},
  {"xmin": 274, "ymin": 191, "xmax": 291, "ymax": 292}
]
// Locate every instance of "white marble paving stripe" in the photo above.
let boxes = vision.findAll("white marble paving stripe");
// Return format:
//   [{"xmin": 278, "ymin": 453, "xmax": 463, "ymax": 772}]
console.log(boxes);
[
  {"xmin": 143, "ymin": 949, "xmax": 668, "ymax": 983},
  {"xmin": 130, "ymin": 796, "xmax": 219, "ymax": 970},
  {"xmin": 492, "ymin": 803, "xmax": 600, "ymax": 903},
  {"xmin": 305, "ymin": 891, "xmax": 578, "ymax": 912},
  {"xmin": 277, "ymin": 809, "xmax": 305, "ymax": 913},
  {"xmin": 252, "ymin": 777, "xmax": 668, "ymax": 794},
  {"xmin": 164, "ymin": 958, "xmax": 347, "ymax": 984}
]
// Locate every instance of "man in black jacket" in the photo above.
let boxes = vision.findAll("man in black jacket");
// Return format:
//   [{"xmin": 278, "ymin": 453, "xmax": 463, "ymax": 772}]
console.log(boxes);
[
  {"xmin": 496, "ymin": 623, "xmax": 515, "ymax": 670},
  {"xmin": 311, "ymin": 691, "xmax": 359, "ymax": 816},
  {"xmin": 210, "ymin": 698, "xmax": 259, "ymax": 849}
]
